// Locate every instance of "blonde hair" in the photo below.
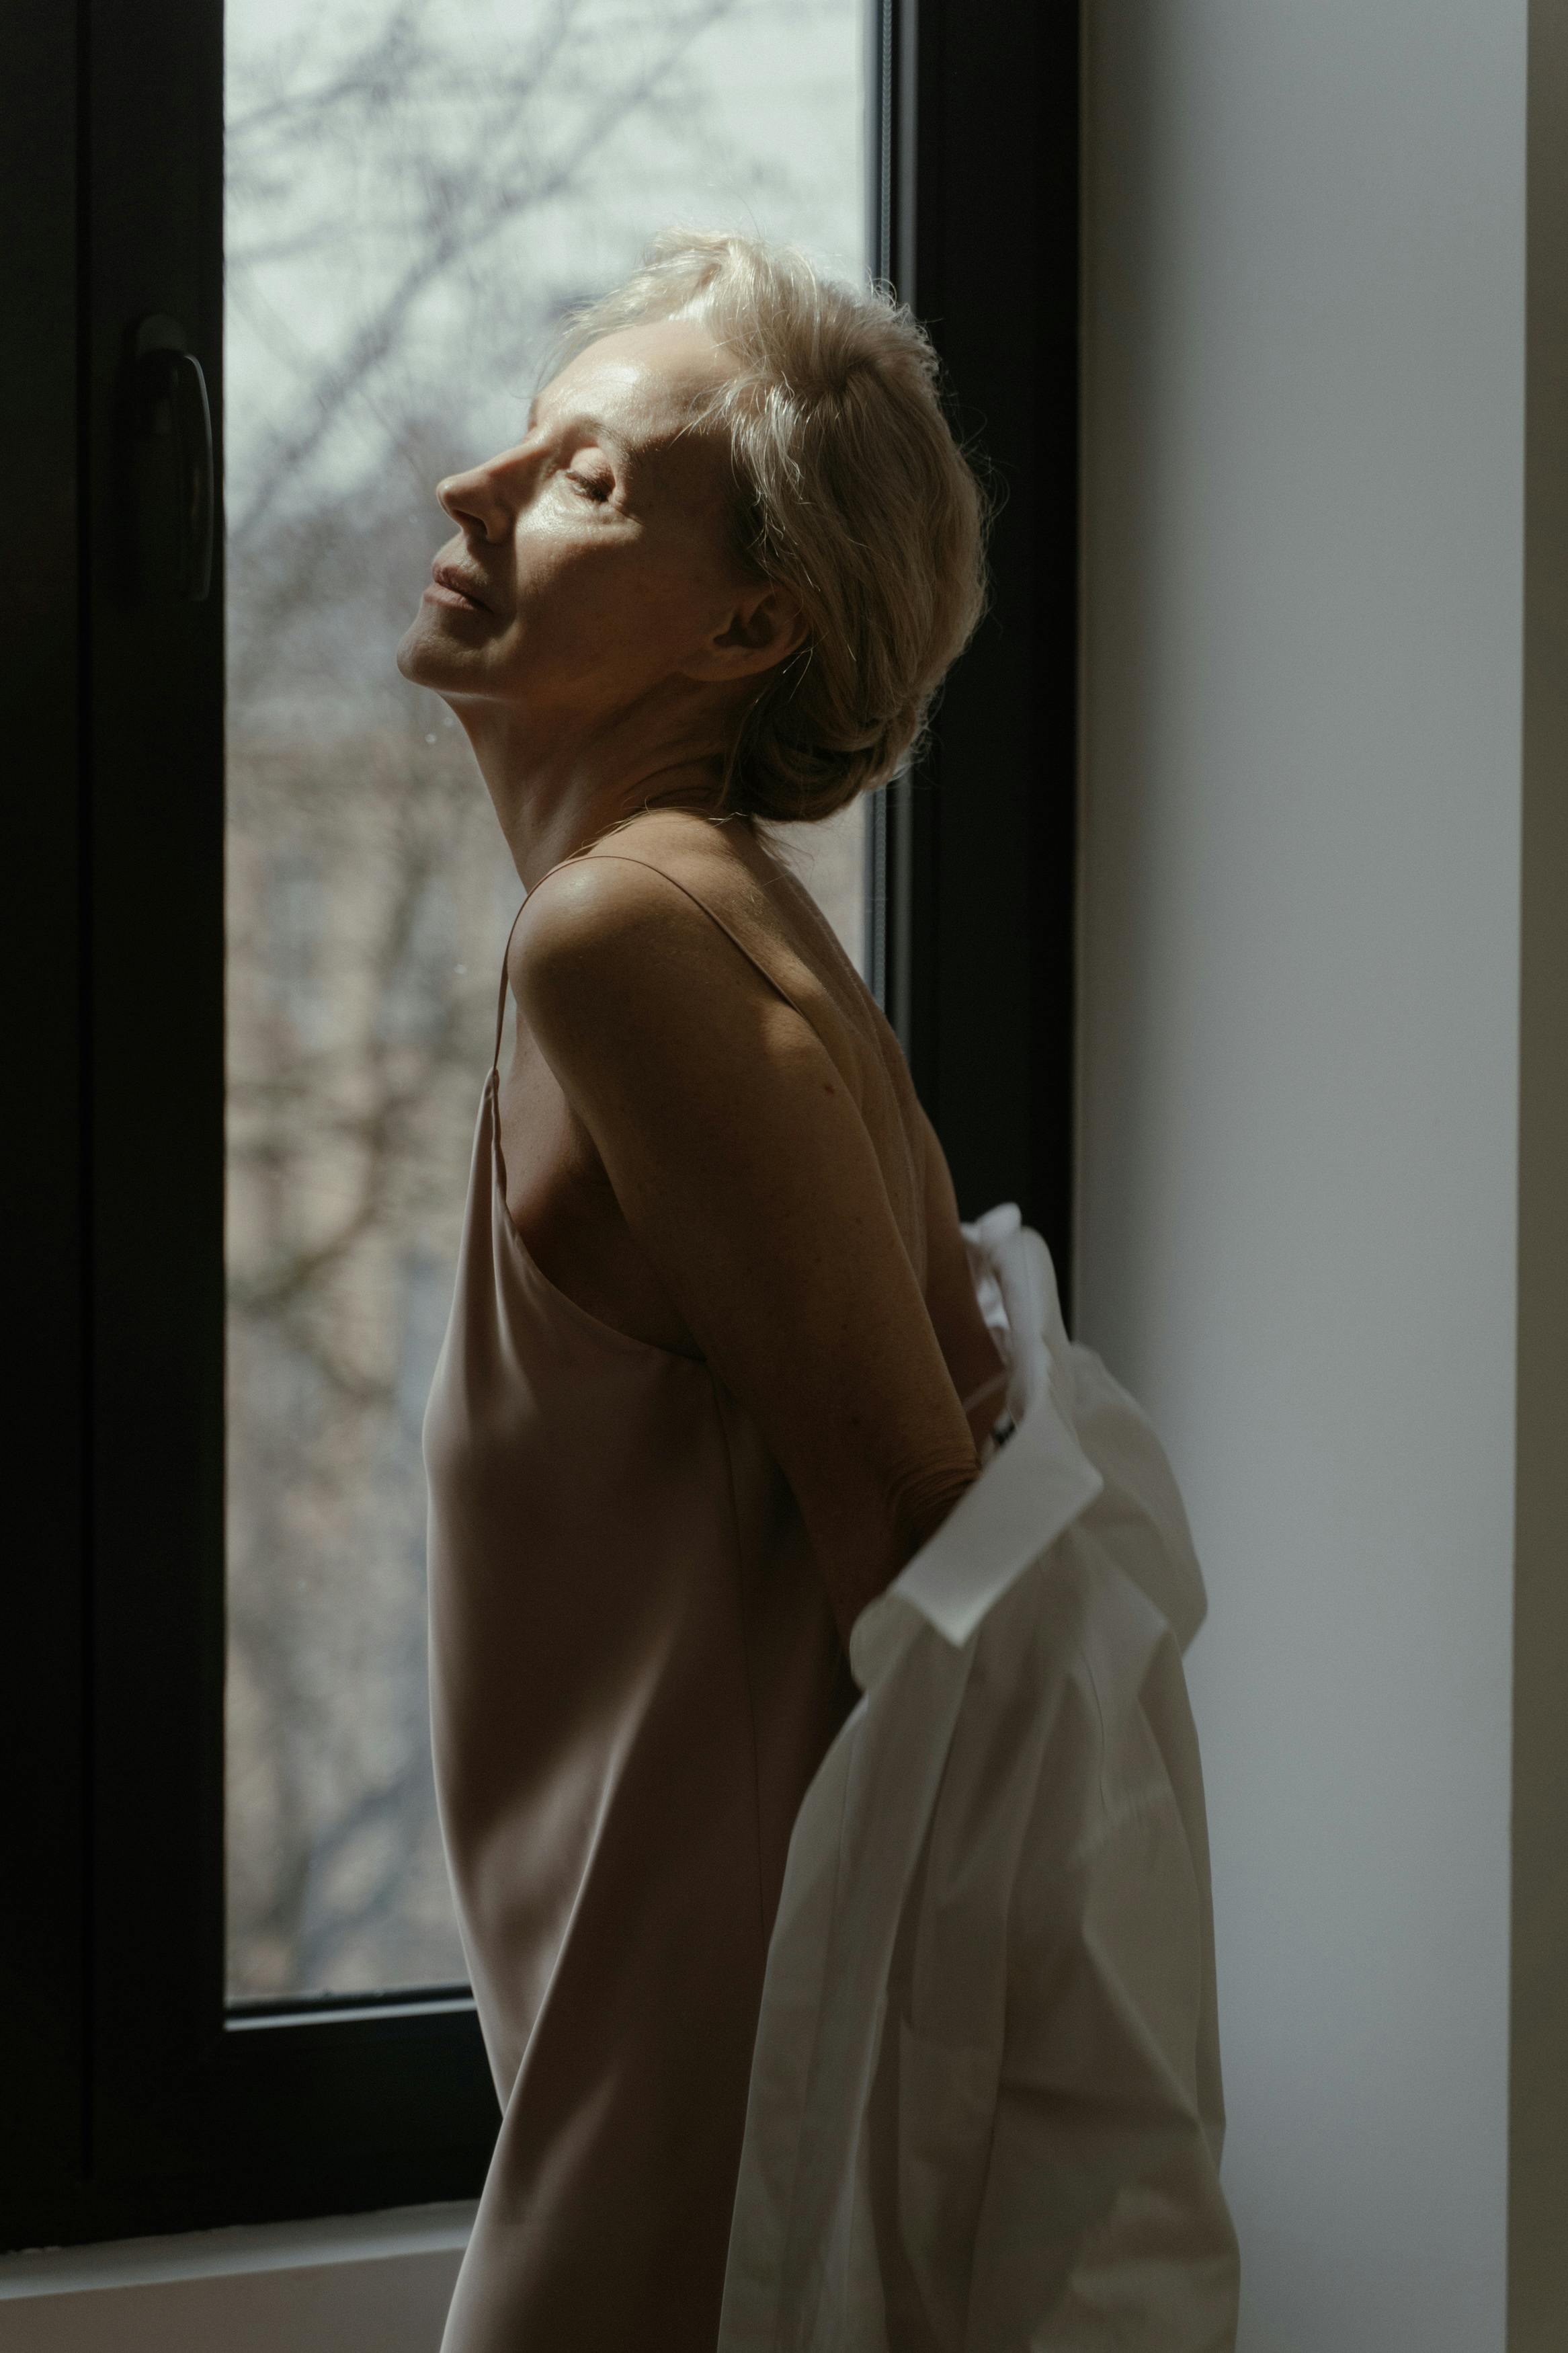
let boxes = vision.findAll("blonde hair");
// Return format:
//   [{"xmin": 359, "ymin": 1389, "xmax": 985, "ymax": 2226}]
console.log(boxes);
[{"xmin": 546, "ymin": 229, "xmax": 991, "ymax": 823}]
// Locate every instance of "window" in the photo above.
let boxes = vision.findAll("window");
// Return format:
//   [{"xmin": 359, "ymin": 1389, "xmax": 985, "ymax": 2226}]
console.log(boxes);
[
  {"xmin": 222, "ymin": 0, "xmax": 870, "ymax": 2015},
  {"xmin": 3, "ymin": 0, "xmax": 1077, "ymax": 2249}
]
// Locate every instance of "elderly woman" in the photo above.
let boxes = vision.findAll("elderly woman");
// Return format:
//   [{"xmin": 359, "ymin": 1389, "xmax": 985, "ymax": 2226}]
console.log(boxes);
[{"xmin": 403, "ymin": 230, "xmax": 1007, "ymax": 2352}]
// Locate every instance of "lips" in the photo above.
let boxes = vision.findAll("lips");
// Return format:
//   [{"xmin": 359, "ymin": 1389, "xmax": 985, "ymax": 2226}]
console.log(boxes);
[{"xmin": 428, "ymin": 561, "xmax": 492, "ymax": 612}]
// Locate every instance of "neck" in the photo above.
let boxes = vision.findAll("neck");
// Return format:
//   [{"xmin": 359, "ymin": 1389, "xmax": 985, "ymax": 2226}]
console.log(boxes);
[{"xmin": 451, "ymin": 688, "xmax": 746, "ymax": 890}]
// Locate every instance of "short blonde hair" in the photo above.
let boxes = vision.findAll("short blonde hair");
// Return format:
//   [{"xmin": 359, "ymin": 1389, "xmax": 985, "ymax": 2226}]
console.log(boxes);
[{"xmin": 546, "ymin": 229, "xmax": 991, "ymax": 823}]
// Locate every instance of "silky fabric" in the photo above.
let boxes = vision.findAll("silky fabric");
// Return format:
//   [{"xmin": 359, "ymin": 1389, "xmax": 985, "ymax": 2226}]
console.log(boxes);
[{"xmin": 424, "ymin": 841, "xmax": 899, "ymax": 2352}]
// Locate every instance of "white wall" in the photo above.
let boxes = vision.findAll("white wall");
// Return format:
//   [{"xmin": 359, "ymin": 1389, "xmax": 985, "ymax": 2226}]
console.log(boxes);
[
  {"xmin": 1077, "ymin": 7, "xmax": 1526, "ymax": 2350},
  {"xmin": 1509, "ymin": 8, "xmax": 1568, "ymax": 2339}
]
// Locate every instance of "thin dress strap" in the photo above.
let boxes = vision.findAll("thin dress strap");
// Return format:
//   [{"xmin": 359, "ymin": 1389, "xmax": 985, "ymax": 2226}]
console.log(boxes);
[
  {"xmin": 491, "ymin": 843, "xmax": 818, "ymax": 1078},
  {"xmin": 565, "ymin": 850, "xmax": 817, "ymax": 1024},
  {"xmin": 491, "ymin": 898, "xmax": 531, "ymax": 1076}
]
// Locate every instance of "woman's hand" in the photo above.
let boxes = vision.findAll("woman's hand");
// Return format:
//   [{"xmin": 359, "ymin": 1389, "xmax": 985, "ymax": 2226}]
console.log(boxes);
[{"xmin": 513, "ymin": 854, "xmax": 983, "ymax": 1647}]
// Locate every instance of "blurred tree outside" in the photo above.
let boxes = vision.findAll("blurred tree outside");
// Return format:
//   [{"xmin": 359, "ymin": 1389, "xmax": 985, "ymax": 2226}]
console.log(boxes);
[{"xmin": 224, "ymin": 0, "xmax": 866, "ymax": 1997}]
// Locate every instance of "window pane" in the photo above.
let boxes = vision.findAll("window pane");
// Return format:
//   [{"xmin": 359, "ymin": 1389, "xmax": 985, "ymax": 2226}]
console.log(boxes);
[{"xmin": 224, "ymin": 0, "xmax": 868, "ymax": 1999}]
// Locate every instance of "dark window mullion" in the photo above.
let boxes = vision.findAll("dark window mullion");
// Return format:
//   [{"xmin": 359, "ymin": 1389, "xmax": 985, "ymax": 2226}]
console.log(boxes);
[
  {"xmin": 85, "ymin": 0, "xmax": 233, "ymax": 2189},
  {"xmin": 874, "ymin": 0, "xmax": 1079, "ymax": 1304},
  {"xmin": 0, "ymin": 0, "xmax": 90, "ymax": 2244}
]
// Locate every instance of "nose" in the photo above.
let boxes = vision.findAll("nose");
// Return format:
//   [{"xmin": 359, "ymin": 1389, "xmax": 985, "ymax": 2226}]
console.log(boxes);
[{"xmin": 436, "ymin": 442, "xmax": 534, "ymax": 543}]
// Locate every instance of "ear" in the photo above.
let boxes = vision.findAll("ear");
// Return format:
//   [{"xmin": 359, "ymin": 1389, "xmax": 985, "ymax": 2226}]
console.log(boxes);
[{"xmin": 690, "ymin": 581, "xmax": 809, "ymax": 683}]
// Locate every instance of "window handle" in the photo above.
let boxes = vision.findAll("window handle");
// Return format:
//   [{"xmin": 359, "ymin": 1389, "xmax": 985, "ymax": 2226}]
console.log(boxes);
[{"xmin": 126, "ymin": 313, "xmax": 214, "ymax": 602}]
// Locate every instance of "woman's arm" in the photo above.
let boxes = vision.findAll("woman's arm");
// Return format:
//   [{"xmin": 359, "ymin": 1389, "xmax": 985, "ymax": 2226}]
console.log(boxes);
[
  {"xmin": 913, "ymin": 1101, "xmax": 1011, "ymax": 1455},
  {"xmin": 513, "ymin": 856, "xmax": 981, "ymax": 1648}
]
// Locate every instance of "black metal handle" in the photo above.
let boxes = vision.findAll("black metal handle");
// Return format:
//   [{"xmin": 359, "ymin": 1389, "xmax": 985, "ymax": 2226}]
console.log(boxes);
[{"xmin": 127, "ymin": 315, "xmax": 214, "ymax": 602}]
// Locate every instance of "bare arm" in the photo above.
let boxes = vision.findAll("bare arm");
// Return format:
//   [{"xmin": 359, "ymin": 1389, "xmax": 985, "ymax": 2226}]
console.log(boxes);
[
  {"xmin": 914, "ymin": 1103, "xmax": 1011, "ymax": 1454},
  {"xmin": 513, "ymin": 859, "xmax": 981, "ymax": 1647}
]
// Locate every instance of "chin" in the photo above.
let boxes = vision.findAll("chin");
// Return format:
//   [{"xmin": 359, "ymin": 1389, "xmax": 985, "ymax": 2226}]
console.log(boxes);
[{"xmin": 396, "ymin": 610, "xmax": 458, "ymax": 688}]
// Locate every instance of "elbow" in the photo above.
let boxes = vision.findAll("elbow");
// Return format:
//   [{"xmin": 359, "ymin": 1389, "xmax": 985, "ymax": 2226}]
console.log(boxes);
[{"xmin": 889, "ymin": 1447, "xmax": 981, "ymax": 1569}]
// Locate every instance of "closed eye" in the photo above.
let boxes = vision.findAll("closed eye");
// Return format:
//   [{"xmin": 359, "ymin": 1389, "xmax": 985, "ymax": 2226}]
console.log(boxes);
[{"xmin": 567, "ymin": 469, "xmax": 613, "ymax": 502}]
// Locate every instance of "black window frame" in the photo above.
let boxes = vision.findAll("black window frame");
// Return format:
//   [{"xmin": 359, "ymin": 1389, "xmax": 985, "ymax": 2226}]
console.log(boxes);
[{"xmin": 2, "ymin": 0, "xmax": 1077, "ymax": 2253}]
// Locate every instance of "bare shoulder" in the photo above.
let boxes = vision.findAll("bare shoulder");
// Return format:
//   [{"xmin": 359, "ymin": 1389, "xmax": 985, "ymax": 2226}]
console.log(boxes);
[
  {"xmin": 511, "ymin": 832, "xmax": 811, "ymax": 1083},
  {"xmin": 513, "ymin": 812, "xmax": 924, "ymax": 1246},
  {"xmin": 514, "ymin": 843, "xmax": 676, "ymax": 959}
]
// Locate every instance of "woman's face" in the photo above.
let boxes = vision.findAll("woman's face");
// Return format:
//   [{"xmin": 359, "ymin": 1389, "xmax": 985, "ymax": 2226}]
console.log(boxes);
[{"xmin": 397, "ymin": 319, "xmax": 767, "ymax": 731}]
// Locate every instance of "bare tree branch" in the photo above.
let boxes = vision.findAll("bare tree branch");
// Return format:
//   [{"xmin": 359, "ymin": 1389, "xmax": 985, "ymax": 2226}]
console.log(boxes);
[{"xmin": 228, "ymin": 0, "xmax": 741, "ymax": 547}]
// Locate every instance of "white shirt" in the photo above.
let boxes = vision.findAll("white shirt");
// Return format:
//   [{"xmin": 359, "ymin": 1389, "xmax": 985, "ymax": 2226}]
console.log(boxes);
[{"xmin": 717, "ymin": 1205, "xmax": 1241, "ymax": 2352}]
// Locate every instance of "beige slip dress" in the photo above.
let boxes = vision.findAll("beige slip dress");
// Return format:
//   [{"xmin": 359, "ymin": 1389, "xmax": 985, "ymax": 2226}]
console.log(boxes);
[{"xmin": 423, "ymin": 824, "xmax": 925, "ymax": 2352}]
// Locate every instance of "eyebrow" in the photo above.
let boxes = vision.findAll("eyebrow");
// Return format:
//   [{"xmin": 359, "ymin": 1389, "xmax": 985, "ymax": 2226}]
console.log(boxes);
[{"xmin": 525, "ymin": 400, "xmax": 637, "ymax": 464}]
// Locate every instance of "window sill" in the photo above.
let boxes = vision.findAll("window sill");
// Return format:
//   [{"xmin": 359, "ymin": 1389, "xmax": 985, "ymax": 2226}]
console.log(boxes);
[{"xmin": 0, "ymin": 2200, "xmax": 475, "ymax": 2352}]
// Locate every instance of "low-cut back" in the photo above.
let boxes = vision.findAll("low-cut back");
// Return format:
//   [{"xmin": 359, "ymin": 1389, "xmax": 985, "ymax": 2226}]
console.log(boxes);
[{"xmin": 425, "ymin": 811, "xmax": 914, "ymax": 2352}]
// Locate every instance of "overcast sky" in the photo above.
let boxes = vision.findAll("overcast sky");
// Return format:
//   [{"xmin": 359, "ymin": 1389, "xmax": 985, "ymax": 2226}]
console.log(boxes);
[{"xmin": 226, "ymin": 0, "xmax": 866, "ymax": 513}]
